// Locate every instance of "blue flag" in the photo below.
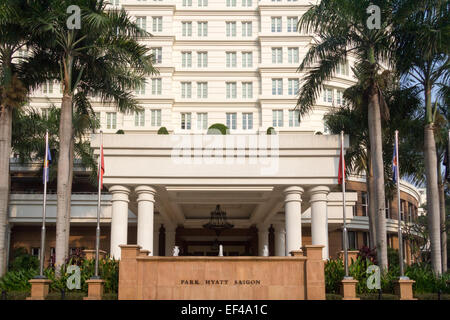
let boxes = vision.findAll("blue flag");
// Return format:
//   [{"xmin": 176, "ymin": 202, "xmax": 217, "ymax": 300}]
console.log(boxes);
[
  {"xmin": 392, "ymin": 139, "xmax": 398, "ymax": 184},
  {"xmin": 43, "ymin": 144, "xmax": 52, "ymax": 184}
]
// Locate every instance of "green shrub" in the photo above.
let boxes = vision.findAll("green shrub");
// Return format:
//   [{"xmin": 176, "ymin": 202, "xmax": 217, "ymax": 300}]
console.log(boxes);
[
  {"xmin": 324, "ymin": 259, "xmax": 345, "ymax": 294},
  {"xmin": 0, "ymin": 269, "xmax": 37, "ymax": 291},
  {"xmin": 405, "ymin": 263, "xmax": 450, "ymax": 294},
  {"xmin": 116, "ymin": 129, "xmax": 124, "ymax": 134},
  {"xmin": 266, "ymin": 127, "xmax": 276, "ymax": 135},
  {"xmin": 207, "ymin": 123, "xmax": 228, "ymax": 135},
  {"xmin": 157, "ymin": 126, "xmax": 169, "ymax": 134},
  {"xmin": 9, "ymin": 247, "xmax": 39, "ymax": 271}
]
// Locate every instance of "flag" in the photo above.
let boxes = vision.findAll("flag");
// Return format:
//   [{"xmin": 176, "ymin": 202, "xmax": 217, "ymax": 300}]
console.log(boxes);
[
  {"xmin": 43, "ymin": 141, "xmax": 51, "ymax": 184},
  {"xmin": 99, "ymin": 144, "xmax": 105, "ymax": 189},
  {"xmin": 392, "ymin": 139, "xmax": 398, "ymax": 184},
  {"xmin": 338, "ymin": 145, "xmax": 345, "ymax": 184}
]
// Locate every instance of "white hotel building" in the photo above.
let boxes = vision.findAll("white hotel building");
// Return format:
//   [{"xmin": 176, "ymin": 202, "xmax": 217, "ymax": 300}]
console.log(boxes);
[{"xmin": 7, "ymin": 0, "xmax": 422, "ymax": 265}]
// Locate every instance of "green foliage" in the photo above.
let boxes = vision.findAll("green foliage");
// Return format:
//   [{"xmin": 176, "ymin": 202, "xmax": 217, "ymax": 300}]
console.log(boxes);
[
  {"xmin": 157, "ymin": 127, "xmax": 169, "ymax": 135},
  {"xmin": 8, "ymin": 247, "xmax": 39, "ymax": 271},
  {"xmin": 0, "ymin": 269, "xmax": 37, "ymax": 291},
  {"xmin": 324, "ymin": 259, "xmax": 345, "ymax": 294},
  {"xmin": 405, "ymin": 264, "xmax": 450, "ymax": 294},
  {"xmin": 116, "ymin": 129, "xmax": 125, "ymax": 134},
  {"xmin": 266, "ymin": 127, "xmax": 276, "ymax": 135},
  {"xmin": 207, "ymin": 123, "xmax": 228, "ymax": 135}
]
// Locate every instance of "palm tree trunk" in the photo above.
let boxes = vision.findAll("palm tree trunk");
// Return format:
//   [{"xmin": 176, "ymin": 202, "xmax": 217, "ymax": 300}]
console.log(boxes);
[
  {"xmin": 367, "ymin": 85, "xmax": 388, "ymax": 271},
  {"xmin": 367, "ymin": 167, "xmax": 377, "ymax": 249},
  {"xmin": 438, "ymin": 165, "xmax": 447, "ymax": 273},
  {"xmin": 64, "ymin": 139, "xmax": 74, "ymax": 258},
  {"xmin": 55, "ymin": 95, "xmax": 73, "ymax": 268},
  {"xmin": 0, "ymin": 106, "xmax": 12, "ymax": 277},
  {"xmin": 424, "ymin": 124, "xmax": 442, "ymax": 275}
]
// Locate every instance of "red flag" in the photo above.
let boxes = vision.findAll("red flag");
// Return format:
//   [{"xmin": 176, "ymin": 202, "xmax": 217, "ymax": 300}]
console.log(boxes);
[
  {"xmin": 99, "ymin": 144, "xmax": 105, "ymax": 189},
  {"xmin": 338, "ymin": 147, "xmax": 345, "ymax": 184}
]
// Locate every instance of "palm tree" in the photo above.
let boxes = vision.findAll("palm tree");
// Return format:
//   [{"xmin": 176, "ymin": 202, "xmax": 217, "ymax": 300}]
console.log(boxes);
[
  {"xmin": 296, "ymin": 0, "xmax": 401, "ymax": 270},
  {"xmin": 394, "ymin": 0, "xmax": 449, "ymax": 275},
  {"xmin": 0, "ymin": 0, "xmax": 48, "ymax": 277},
  {"xmin": 27, "ymin": 0, "xmax": 157, "ymax": 268},
  {"xmin": 325, "ymin": 76, "xmax": 424, "ymax": 257}
]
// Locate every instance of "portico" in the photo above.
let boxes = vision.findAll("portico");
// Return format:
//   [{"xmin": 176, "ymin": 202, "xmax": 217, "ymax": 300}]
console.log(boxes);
[{"xmin": 91, "ymin": 133, "xmax": 356, "ymax": 260}]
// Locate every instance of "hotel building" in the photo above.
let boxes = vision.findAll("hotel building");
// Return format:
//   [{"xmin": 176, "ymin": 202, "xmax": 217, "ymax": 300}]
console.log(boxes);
[{"xmin": 6, "ymin": 0, "xmax": 422, "ymax": 266}]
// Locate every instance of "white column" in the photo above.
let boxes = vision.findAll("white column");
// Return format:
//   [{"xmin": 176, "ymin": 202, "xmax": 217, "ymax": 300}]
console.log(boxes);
[
  {"xmin": 274, "ymin": 223, "xmax": 286, "ymax": 256},
  {"xmin": 165, "ymin": 225, "xmax": 176, "ymax": 256},
  {"xmin": 257, "ymin": 224, "xmax": 269, "ymax": 256},
  {"xmin": 110, "ymin": 185, "xmax": 131, "ymax": 259},
  {"xmin": 284, "ymin": 186, "xmax": 304, "ymax": 255},
  {"xmin": 153, "ymin": 225, "xmax": 159, "ymax": 256},
  {"xmin": 310, "ymin": 186, "xmax": 330, "ymax": 260},
  {"xmin": 135, "ymin": 186, "xmax": 156, "ymax": 256}
]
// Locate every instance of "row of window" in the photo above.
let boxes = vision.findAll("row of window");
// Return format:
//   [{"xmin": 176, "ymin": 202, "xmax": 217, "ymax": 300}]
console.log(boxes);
[
  {"xmin": 132, "ymin": 0, "xmax": 300, "ymax": 5},
  {"xmin": 152, "ymin": 48, "xmax": 300, "ymax": 66},
  {"xmin": 99, "ymin": 109, "xmax": 301, "ymax": 130},
  {"xmin": 134, "ymin": 17, "xmax": 300, "ymax": 35}
]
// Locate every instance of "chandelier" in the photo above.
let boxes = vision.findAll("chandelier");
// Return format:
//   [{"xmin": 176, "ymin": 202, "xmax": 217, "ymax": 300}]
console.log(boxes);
[{"xmin": 203, "ymin": 205, "xmax": 234, "ymax": 236}]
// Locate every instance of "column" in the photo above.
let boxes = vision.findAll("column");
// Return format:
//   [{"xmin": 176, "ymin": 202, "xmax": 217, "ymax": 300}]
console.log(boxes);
[
  {"xmin": 274, "ymin": 223, "xmax": 286, "ymax": 256},
  {"xmin": 284, "ymin": 186, "xmax": 304, "ymax": 255},
  {"xmin": 309, "ymin": 186, "xmax": 330, "ymax": 260},
  {"xmin": 110, "ymin": 185, "xmax": 131, "ymax": 259},
  {"xmin": 257, "ymin": 224, "xmax": 269, "ymax": 256},
  {"xmin": 135, "ymin": 186, "xmax": 156, "ymax": 256},
  {"xmin": 165, "ymin": 224, "xmax": 176, "ymax": 256}
]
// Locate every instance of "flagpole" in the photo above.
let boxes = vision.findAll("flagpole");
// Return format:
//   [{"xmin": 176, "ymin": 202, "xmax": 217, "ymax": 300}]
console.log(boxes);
[
  {"xmin": 38, "ymin": 130, "xmax": 49, "ymax": 278},
  {"xmin": 395, "ymin": 130, "xmax": 406, "ymax": 278},
  {"xmin": 94, "ymin": 131, "xmax": 103, "ymax": 279},
  {"xmin": 341, "ymin": 131, "xmax": 349, "ymax": 278}
]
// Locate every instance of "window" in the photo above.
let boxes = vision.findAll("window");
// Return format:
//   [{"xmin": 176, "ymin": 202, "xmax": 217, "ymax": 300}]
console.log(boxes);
[
  {"xmin": 361, "ymin": 192, "xmax": 368, "ymax": 216},
  {"xmin": 135, "ymin": 80, "xmax": 146, "ymax": 95},
  {"xmin": 288, "ymin": 79, "xmax": 299, "ymax": 95},
  {"xmin": 348, "ymin": 231, "xmax": 357, "ymax": 250},
  {"xmin": 242, "ymin": 113, "xmax": 253, "ymax": 130},
  {"xmin": 31, "ymin": 247, "xmax": 40, "ymax": 259},
  {"xmin": 272, "ymin": 79, "xmax": 283, "ymax": 95},
  {"xmin": 323, "ymin": 87, "xmax": 333, "ymax": 103},
  {"xmin": 182, "ymin": 0, "xmax": 192, "ymax": 6},
  {"xmin": 112, "ymin": 0, "xmax": 120, "ymax": 5},
  {"xmin": 272, "ymin": 110, "xmax": 283, "ymax": 127},
  {"xmin": 288, "ymin": 47, "xmax": 299, "ymax": 63},
  {"xmin": 198, "ymin": 0, "xmax": 208, "ymax": 6},
  {"xmin": 152, "ymin": 17, "xmax": 162, "ymax": 32},
  {"xmin": 289, "ymin": 110, "xmax": 300, "ymax": 127},
  {"xmin": 385, "ymin": 199, "xmax": 390, "ymax": 219},
  {"xmin": 336, "ymin": 89, "xmax": 344, "ymax": 105},
  {"xmin": 198, "ymin": 22, "xmax": 208, "ymax": 36},
  {"xmin": 151, "ymin": 109, "xmax": 161, "ymax": 127},
  {"xmin": 242, "ymin": 0, "xmax": 252, "ymax": 6},
  {"xmin": 182, "ymin": 52, "xmax": 192, "ymax": 67},
  {"xmin": 226, "ymin": 82, "xmax": 237, "ymax": 98},
  {"xmin": 197, "ymin": 52, "xmax": 208, "ymax": 67},
  {"xmin": 197, "ymin": 113, "xmax": 208, "ymax": 130},
  {"xmin": 242, "ymin": 22, "xmax": 252, "ymax": 36},
  {"xmin": 362, "ymin": 232, "xmax": 370, "ymax": 247},
  {"xmin": 242, "ymin": 82, "xmax": 253, "ymax": 98},
  {"xmin": 271, "ymin": 17, "xmax": 282, "ymax": 32},
  {"xmin": 287, "ymin": 17, "xmax": 298, "ymax": 32},
  {"xmin": 42, "ymin": 81, "xmax": 53, "ymax": 94},
  {"xmin": 136, "ymin": 16, "xmax": 147, "ymax": 35},
  {"xmin": 181, "ymin": 113, "xmax": 191, "ymax": 130},
  {"xmin": 226, "ymin": 52, "xmax": 237, "ymax": 67},
  {"xmin": 226, "ymin": 113, "xmax": 237, "ymax": 130},
  {"xmin": 182, "ymin": 22, "xmax": 192, "ymax": 36},
  {"xmin": 197, "ymin": 82, "xmax": 208, "ymax": 98},
  {"xmin": 400, "ymin": 199, "xmax": 406, "ymax": 221},
  {"xmin": 272, "ymin": 48, "xmax": 282, "ymax": 64},
  {"xmin": 408, "ymin": 203, "xmax": 413, "ymax": 222},
  {"xmin": 242, "ymin": 52, "xmax": 253, "ymax": 67},
  {"xmin": 226, "ymin": 22, "xmax": 237, "ymax": 37},
  {"xmin": 106, "ymin": 112, "xmax": 117, "ymax": 129},
  {"xmin": 336, "ymin": 61, "xmax": 349, "ymax": 76},
  {"xmin": 181, "ymin": 82, "xmax": 192, "ymax": 98},
  {"xmin": 152, "ymin": 78, "xmax": 162, "ymax": 95},
  {"xmin": 151, "ymin": 47, "xmax": 162, "ymax": 64},
  {"xmin": 226, "ymin": 0, "xmax": 236, "ymax": 7},
  {"xmin": 135, "ymin": 110, "xmax": 145, "ymax": 127}
]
